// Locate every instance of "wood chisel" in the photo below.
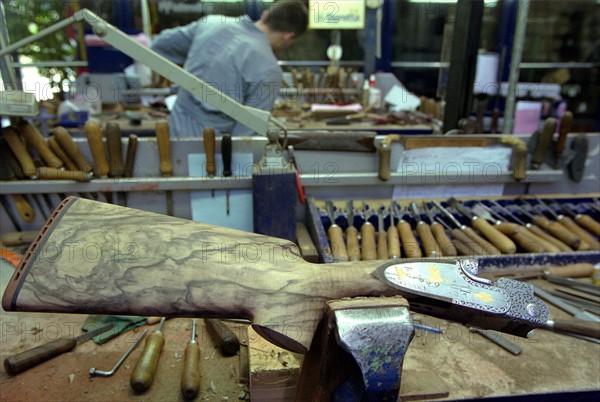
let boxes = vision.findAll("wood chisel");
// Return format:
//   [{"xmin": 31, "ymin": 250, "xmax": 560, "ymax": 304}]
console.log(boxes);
[
  {"xmin": 424, "ymin": 202, "xmax": 456, "ymax": 257},
  {"xmin": 156, "ymin": 121, "xmax": 173, "ymax": 216},
  {"xmin": 3, "ymin": 126, "xmax": 37, "ymax": 178},
  {"xmin": 4, "ymin": 322, "xmax": 115, "ymax": 375},
  {"xmin": 48, "ymin": 136, "xmax": 78, "ymax": 171},
  {"xmin": 432, "ymin": 202, "xmax": 490, "ymax": 256},
  {"xmin": 105, "ymin": 122, "xmax": 125, "ymax": 206},
  {"xmin": 542, "ymin": 200, "xmax": 599, "ymax": 251},
  {"xmin": 448, "ymin": 197, "xmax": 514, "ymax": 254},
  {"xmin": 325, "ymin": 201, "xmax": 348, "ymax": 262},
  {"xmin": 130, "ymin": 317, "xmax": 166, "ymax": 392},
  {"xmin": 122, "ymin": 134, "xmax": 139, "ymax": 207},
  {"xmin": 386, "ymin": 203, "xmax": 401, "ymax": 259},
  {"xmin": 222, "ymin": 134, "xmax": 232, "ymax": 215},
  {"xmin": 0, "ymin": 150, "xmax": 34, "ymax": 224},
  {"xmin": 490, "ymin": 201, "xmax": 568, "ymax": 252},
  {"xmin": 203, "ymin": 127, "xmax": 216, "ymax": 198},
  {"xmin": 52, "ymin": 126, "xmax": 93, "ymax": 176},
  {"xmin": 410, "ymin": 202, "xmax": 441, "ymax": 257},
  {"xmin": 376, "ymin": 206, "xmax": 389, "ymax": 260},
  {"xmin": 559, "ymin": 203, "xmax": 600, "ymax": 237},
  {"xmin": 345, "ymin": 201, "xmax": 361, "ymax": 261},
  {"xmin": 84, "ymin": 120, "xmax": 112, "ymax": 203},
  {"xmin": 530, "ymin": 117, "xmax": 557, "ymax": 170},
  {"xmin": 515, "ymin": 202, "xmax": 581, "ymax": 250},
  {"xmin": 204, "ymin": 318, "xmax": 240, "ymax": 356},
  {"xmin": 18, "ymin": 120, "xmax": 63, "ymax": 169},
  {"xmin": 554, "ymin": 111, "xmax": 573, "ymax": 168},
  {"xmin": 392, "ymin": 201, "xmax": 422, "ymax": 258},
  {"xmin": 359, "ymin": 204, "xmax": 378, "ymax": 261},
  {"xmin": 181, "ymin": 320, "xmax": 200, "ymax": 399}
]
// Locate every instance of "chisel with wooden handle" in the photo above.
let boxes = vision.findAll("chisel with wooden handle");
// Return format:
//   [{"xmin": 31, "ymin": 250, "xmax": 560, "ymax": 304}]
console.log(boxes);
[
  {"xmin": 2, "ymin": 197, "xmax": 551, "ymax": 355},
  {"xmin": 48, "ymin": 136, "xmax": 77, "ymax": 171},
  {"xmin": 156, "ymin": 121, "xmax": 173, "ymax": 216},
  {"xmin": 531, "ymin": 200, "xmax": 591, "ymax": 251},
  {"xmin": 514, "ymin": 204, "xmax": 581, "ymax": 250},
  {"xmin": 18, "ymin": 121, "xmax": 63, "ymax": 169},
  {"xmin": 545, "ymin": 202, "xmax": 599, "ymax": 250},
  {"xmin": 52, "ymin": 127, "xmax": 92, "ymax": 174},
  {"xmin": 180, "ymin": 320, "xmax": 200, "ymax": 399},
  {"xmin": 36, "ymin": 167, "xmax": 90, "ymax": 182},
  {"xmin": 130, "ymin": 317, "xmax": 166, "ymax": 392},
  {"xmin": 4, "ymin": 322, "xmax": 115, "ymax": 375},
  {"xmin": 121, "ymin": 134, "xmax": 139, "ymax": 207},
  {"xmin": 203, "ymin": 127, "xmax": 216, "ymax": 177},
  {"xmin": 424, "ymin": 202, "xmax": 456, "ymax": 257},
  {"xmin": 434, "ymin": 216, "xmax": 485, "ymax": 256},
  {"xmin": 376, "ymin": 207, "xmax": 389, "ymax": 260},
  {"xmin": 392, "ymin": 202, "xmax": 422, "ymax": 258},
  {"xmin": 410, "ymin": 202, "xmax": 441, "ymax": 257},
  {"xmin": 204, "ymin": 318, "xmax": 240, "ymax": 357},
  {"xmin": 531, "ymin": 117, "xmax": 557, "ymax": 170},
  {"xmin": 84, "ymin": 120, "xmax": 109, "ymax": 178},
  {"xmin": 3, "ymin": 126, "xmax": 37, "ymax": 178},
  {"xmin": 325, "ymin": 201, "xmax": 348, "ymax": 262},
  {"xmin": 560, "ymin": 203, "xmax": 600, "ymax": 237},
  {"xmin": 448, "ymin": 198, "xmax": 515, "ymax": 255},
  {"xmin": 0, "ymin": 156, "xmax": 34, "ymax": 224},
  {"xmin": 360, "ymin": 205, "xmax": 378, "ymax": 261},
  {"xmin": 386, "ymin": 203, "xmax": 401, "ymax": 259},
  {"xmin": 345, "ymin": 201, "xmax": 361, "ymax": 261},
  {"xmin": 105, "ymin": 122, "xmax": 126, "ymax": 206},
  {"xmin": 554, "ymin": 111, "xmax": 573, "ymax": 168}
]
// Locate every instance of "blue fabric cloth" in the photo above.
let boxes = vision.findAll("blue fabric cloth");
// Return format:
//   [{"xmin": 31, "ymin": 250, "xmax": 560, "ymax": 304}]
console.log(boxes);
[{"xmin": 152, "ymin": 15, "xmax": 281, "ymax": 136}]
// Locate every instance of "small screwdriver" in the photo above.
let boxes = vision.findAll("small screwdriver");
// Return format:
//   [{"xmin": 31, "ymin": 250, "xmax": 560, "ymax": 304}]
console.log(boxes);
[
  {"xmin": 181, "ymin": 320, "xmax": 200, "ymax": 400},
  {"xmin": 130, "ymin": 317, "xmax": 166, "ymax": 393}
]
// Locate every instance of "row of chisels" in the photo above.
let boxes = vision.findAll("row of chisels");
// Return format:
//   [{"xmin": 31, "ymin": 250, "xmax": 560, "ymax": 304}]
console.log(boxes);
[{"xmin": 320, "ymin": 197, "xmax": 600, "ymax": 262}]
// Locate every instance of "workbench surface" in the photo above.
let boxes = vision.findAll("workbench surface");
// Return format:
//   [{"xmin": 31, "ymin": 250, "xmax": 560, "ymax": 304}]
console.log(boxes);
[{"xmin": 1, "ymin": 259, "xmax": 599, "ymax": 401}]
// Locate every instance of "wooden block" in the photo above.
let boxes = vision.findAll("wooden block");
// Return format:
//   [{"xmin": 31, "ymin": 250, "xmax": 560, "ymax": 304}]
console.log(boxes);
[
  {"xmin": 248, "ymin": 327, "xmax": 304, "ymax": 402},
  {"xmin": 296, "ymin": 223, "xmax": 319, "ymax": 263}
]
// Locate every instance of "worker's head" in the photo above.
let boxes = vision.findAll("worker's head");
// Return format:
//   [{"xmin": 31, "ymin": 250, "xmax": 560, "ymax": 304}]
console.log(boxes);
[{"xmin": 259, "ymin": 0, "xmax": 308, "ymax": 51}]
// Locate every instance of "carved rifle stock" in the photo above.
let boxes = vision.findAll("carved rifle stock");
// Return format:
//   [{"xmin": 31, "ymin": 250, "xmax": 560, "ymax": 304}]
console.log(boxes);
[{"xmin": 2, "ymin": 197, "xmax": 548, "ymax": 354}]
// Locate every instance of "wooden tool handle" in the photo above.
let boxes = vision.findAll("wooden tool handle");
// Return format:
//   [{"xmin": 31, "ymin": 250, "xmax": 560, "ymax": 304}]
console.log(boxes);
[
  {"xmin": 558, "ymin": 216, "xmax": 599, "ymax": 251},
  {"xmin": 11, "ymin": 195, "xmax": 35, "ymax": 223},
  {"xmin": 533, "ymin": 216, "xmax": 581, "ymax": 250},
  {"xmin": 493, "ymin": 222, "xmax": 519, "ymax": 236},
  {"xmin": 203, "ymin": 128, "xmax": 216, "ymax": 177},
  {"xmin": 387, "ymin": 226, "xmax": 401, "ymax": 259},
  {"xmin": 327, "ymin": 224, "xmax": 349, "ymax": 262},
  {"xmin": 18, "ymin": 121, "xmax": 63, "ymax": 169},
  {"xmin": 526, "ymin": 224, "xmax": 571, "ymax": 252},
  {"xmin": 83, "ymin": 120, "xmax": 109, "ymax": 177},
  {"xmin": 4, "ymin": 337, "xmax": 76, "ymax": 375},
  {"xmin": 549, "ymin": 320, "xmax": 600, "ymax": 339},
  {"xmin": 205, "ymin": 319, "xmax": 240, "ymax": 356},
  {"xmin": 37, "ymin": 167, "xmax": 90, "ymax": 182},
  {"xmin": 123, "ymin": 135, "xmax": 139, "ymax": 178},
  {"xmin": 180, "ymin": 342, "xmax": 200, "ymax": 399},
  {"xmin": 397, "ymin": 221, "xmax": 422, "ymax": 258},
  {"xmin": 462, "ymin": 227, "xmax": 501, "ymax": 256},
  {"xmin": 451, "ymin": 238, "xmax": 473, "ymax": 256},
  {"xmin": 52, "ymin": 127, "xmax": 92, "ymax": 173},
  {"xmin": 378, "ymin": 141, "xmax": 392, "ymax": 181},
  {"xmin": 575, "ymin": 214, "xmax": 600, "ymax": 237},
  {"xmin": 431, "ymin": 223, "xmax": 456, "ymax": 257},
  {"xmin": 472, "ymin": 218, "xmax": 517, "ymax": 254},
  {"xmin": 105, "ymin": 122, "xmax": 123, "ymax": 178},
  {"xmin": 451, "ymin": 229, "xmax": 488, "ymax": 256},
  {"xmin": 555, "ymin": 111, "xmax": 573, "ymax": 155},
  {"xmin": 497, "ymin": 224, "xmax": 549, "ymax": 253},
  {"xmin": 416, "ymin": 222, "xmax": 440, "ymax": 257},
  {"xmin": 377, "ymin": 231, "xmax": 389, "ymax": 260},
  {"xmin": 345, "ymin": 226, "xmax": 361, "ymax": 261},
  {"xmin": 222, "ymin": 134, "xmax": 232, "ymax": 177},
  {"xmin": 531, "ymin": 117, "xmax": 557, "ymax": 168},
  {"xmin": 48, "ymin": 136, "xmax": 77, "ymax": 171},
  {"xmin": 155, "ymin": 121, "xmax": 173, "ymax": 177},
  {"xmin": 3, "ymin": 126, "xmax": 37, "ymax": 178},
  {"xmin": 360, "ymin": 222, "xmax": 378, "ymax": 260},
  {"xmin": 130, "ymin": 331, "xmax": 165, "ymax": 392},
  {"xmin": 545, "ymin": 263, "xmax": 595, "ymax": 278}
]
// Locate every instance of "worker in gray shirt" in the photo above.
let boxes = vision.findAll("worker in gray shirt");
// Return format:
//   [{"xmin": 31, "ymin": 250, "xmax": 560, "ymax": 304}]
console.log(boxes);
[{"xmin": 151, "ymin": 0, "xmax": 308, "ymax": 136}]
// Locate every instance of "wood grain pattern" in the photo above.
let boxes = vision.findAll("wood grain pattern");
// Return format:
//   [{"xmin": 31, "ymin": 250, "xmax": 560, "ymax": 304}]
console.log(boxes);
[{"xmin": 3, "ymin": 198, "xmax": 391, "ymax": 354}]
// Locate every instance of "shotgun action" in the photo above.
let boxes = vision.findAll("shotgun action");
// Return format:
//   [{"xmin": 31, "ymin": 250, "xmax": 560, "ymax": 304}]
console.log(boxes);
[{"xmin": 2, "ymin": 197, "xmax": 549, "ymax": 354}]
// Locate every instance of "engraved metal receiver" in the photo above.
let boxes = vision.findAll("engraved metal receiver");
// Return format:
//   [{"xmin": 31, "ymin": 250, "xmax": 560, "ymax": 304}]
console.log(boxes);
[{"xmin": 374, "ymin": 259, "xmax": 549, "ymax": 338}]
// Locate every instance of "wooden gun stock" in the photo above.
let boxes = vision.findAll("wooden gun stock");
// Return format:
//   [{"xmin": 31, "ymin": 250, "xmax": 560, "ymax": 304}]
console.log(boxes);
[{"xmin": 2, "ymin": 198, "xmax": 549, "ymax": 354}]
